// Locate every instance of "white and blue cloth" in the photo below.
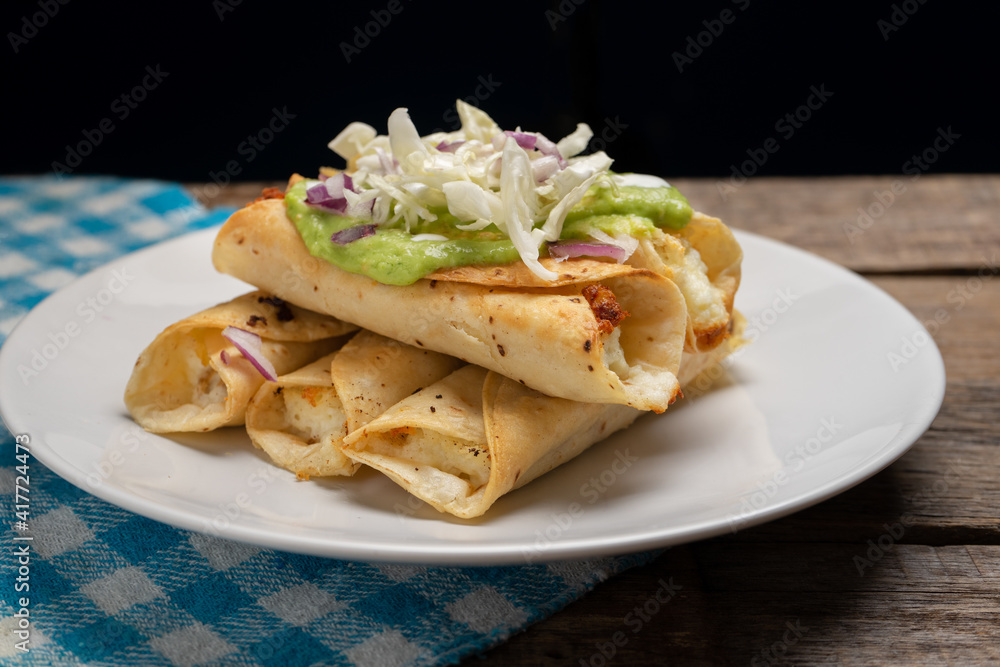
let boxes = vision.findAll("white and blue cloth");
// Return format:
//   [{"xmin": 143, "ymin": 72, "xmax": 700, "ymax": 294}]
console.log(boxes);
[{"xmin": 0, "ymin": 176, "xmax": 656, "ymax": 666}]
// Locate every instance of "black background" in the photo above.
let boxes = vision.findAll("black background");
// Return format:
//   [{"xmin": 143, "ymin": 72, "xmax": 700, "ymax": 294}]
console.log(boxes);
[{"xmin": 2, "ymin": 0, "xmax": 995, "ymax": 182}]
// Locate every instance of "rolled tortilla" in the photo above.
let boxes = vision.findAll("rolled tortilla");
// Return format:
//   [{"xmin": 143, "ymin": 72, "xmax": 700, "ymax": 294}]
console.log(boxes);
[
  {"xmin": 124, "ymin": 291, "xmax": 355, "ymax": 433},
  {"xmin": 212, "ymin": 199, "xmax": 688, "ymax": 412},
  {"xmin": 244, "ymin": 330, "xmax": 465, "ymax": 478},
  {"xmin": 630, "ymin": 213, "xmax": 743, "ymax": 352},
  {"xmin": 341, "ymin": 314, "xmax": 746, "ymax": 518}
]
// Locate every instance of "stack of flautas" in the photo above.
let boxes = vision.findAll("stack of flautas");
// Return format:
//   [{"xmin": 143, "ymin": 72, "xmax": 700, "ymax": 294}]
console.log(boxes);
[{"xmin": 125, "ymin": 102, "xmax": 744, "ymax": 518}]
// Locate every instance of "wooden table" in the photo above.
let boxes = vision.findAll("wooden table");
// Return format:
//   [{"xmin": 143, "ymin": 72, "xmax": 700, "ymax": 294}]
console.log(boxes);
[{"xmin": 198, "ymin": 176, "xmax": 1000, "ymax": 665}]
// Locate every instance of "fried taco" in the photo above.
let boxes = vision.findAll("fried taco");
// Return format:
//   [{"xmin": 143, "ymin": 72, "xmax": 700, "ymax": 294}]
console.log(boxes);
[
  {"xmin": 244, "ymin": 330, "xmax": 464, "ymax": 478},
  {"xmin": 341, "ymin": 314, "xmax": 746, "ymax": 518},
  {"xmin": 124, "ymin": 292, "xmax": 355, "ymax": 433}
]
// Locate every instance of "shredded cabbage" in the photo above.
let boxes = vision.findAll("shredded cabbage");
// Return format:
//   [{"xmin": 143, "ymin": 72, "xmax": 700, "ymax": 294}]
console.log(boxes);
[{"xmin": 325, "ymin": 102, "xmax": 615, "ymax": 281}]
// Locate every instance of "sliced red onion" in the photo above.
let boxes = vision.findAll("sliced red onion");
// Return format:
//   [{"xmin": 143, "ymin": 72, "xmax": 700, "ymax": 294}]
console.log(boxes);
[
  {"xmin": 504, "ymin": 131, "xmax": 537, "ymax": 150},
  {"xmin": 548, "ymin": 241, "xmax": 628, "ymax": 263},
  {"xmin": 305, "ymin": 182, "xmax": 348, "ymax": 213},
  {"xmin": 331, "ymin": 224, "xmax": 376, "ymax": 245},
  {"xmin": 436, "ymin": 140, "xmax": 465, "ymax": 153},
  {"xmin": 222, "ymin": 326, "xmax": 277, "ymax": 381},
  {"xmin": 219, "ymin": 349, "xmax": 230, "ymax": 365},
  {"xmin": 534, "ymin": 134, "xmax": 567, "ymax": 168}
]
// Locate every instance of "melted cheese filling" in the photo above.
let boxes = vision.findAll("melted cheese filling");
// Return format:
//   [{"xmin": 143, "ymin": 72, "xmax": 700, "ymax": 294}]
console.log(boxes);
[{"xmin": 282, "ymin": 387, "xmax": 348, "ymax": 444}]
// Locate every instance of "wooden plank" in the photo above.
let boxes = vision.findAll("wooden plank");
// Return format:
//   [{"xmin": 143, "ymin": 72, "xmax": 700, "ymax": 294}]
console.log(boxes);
[
  {"xmin": 483, "ymin": 545, "xmax": 1000, "ymax": 665},
  {"xmin": 673, "ymin": 175, "xmax": 1000, "ymax": 272}
]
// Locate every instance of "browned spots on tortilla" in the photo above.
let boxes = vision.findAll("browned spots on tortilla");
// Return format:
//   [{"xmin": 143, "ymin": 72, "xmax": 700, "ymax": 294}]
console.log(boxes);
[
  {"xmin": 247, "ymin": 315, "xmax": 266, "ymax": 327},
  {"xmin": 588, "ymin": 365, "xmax": 594, "ymax": 371},
  {"xmin": 488, "ymin": 316, "xmax": 494, "ymax": 324},
  {"xmin": 430, "ymin": 406, "xmax": 436, "ymax": 413},
  {"xmin": 273, "ymin": 386, "xmax": 284, "ymax": 396},
  {"xmin": 450, "ymin": 296, "xmax": 455, "ymax": 301},
  {"xmin": 429, "ymin": 280, "xmax": 437, "ymax": 288},
  {"xmin": 569, "ymin": 297, "xmax": 581, "ymax": 303},
  {"xmin": 236, "ymin": 236, "xmax": 245, "ymax": 245},
  {"xmin": 582, "ymin": 283, "xmax": 629, "ymax": 335},
  {"xmin": 252, "ymin": 248, "xmax": 260, "ymax": 255},
  {"xmin": 497, "ymin": 344, "xmax": 506, "ymax": 357},
  {"xmin": 258, "ymin": 295, "xmax": 294, "ymax": 321},
  {"xmin": 584, "ymin": 340, "xmax": 592, "ymax": 352},
  {"xmin": 415, "ymin": 340, "xmax": 424, "ymax": 347},
  {"xmin": 696, "ymin": 321, "xmax": 730, "ymax": 349},
  {"xmin": 250, "ymin": 187, "xmax": 285, "ymax": 206}
]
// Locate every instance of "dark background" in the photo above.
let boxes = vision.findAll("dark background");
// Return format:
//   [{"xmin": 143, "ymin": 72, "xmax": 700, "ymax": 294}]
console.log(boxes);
[{"xmin": 2, "ymin": 0, "xmax": 994, "ymax": 183}]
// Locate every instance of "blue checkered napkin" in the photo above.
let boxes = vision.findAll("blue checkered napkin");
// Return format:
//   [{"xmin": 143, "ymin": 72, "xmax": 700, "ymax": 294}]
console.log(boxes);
[
  {"xmin": 0, "ymin": 176, "xmax": 659, "ymax": 666},
  {"xmin": 0, "ymin": 176, "xmax": 230, "ymax": 337}
]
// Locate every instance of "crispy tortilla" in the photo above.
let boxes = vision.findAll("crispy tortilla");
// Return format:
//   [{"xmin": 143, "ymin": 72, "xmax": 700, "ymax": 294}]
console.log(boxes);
[
  {"xmin": 212, "ymin": 199, "xmax": 688, "ymax": 412},
  {"xmin": 245, "ymin": 330, "xmax": 464, "ymax": 478},
  {"xmin": 123, "ymin": 291, "xmax": 355, "ymax": 433},
  {"xmin": 630, "ymin": 212, "xmax": 743, "ymax": 352},
  {"xmin": 342, "ymin": 314, "xmax": 746, "ymax": 518}
]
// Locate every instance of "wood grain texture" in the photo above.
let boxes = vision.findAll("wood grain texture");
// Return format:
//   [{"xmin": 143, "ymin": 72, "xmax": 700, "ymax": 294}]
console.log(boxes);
[
  {"xmin": 192, "ymin": 177, "xmax": 999, "ymax": 665},
  {"xmin": 672, "ymin": 175, "xmax": 1000, "ymax": 273}
]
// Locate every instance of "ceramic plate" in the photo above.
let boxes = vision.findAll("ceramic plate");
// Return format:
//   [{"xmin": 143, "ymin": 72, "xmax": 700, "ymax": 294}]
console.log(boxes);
[{"xmin": 0, "ymin": 228, "xmax": 945, "ymax": 564}]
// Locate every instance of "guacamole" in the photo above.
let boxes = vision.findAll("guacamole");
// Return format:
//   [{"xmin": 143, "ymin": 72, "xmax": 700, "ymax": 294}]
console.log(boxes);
[{"xmin": 285, "ymin": 179, "xmax": 692, "ymax": 286}]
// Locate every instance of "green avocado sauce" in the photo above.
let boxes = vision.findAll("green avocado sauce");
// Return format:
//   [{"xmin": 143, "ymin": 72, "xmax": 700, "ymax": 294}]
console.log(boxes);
[{"xmin": 285, "ymin": 179, "xmax": 692, "ymax": 286}]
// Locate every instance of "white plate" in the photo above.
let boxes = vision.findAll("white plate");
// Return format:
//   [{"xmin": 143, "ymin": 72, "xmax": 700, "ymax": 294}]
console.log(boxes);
[{"xmin": 0, "ymin": 228, "xmax": 945, "ymax": 565}]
